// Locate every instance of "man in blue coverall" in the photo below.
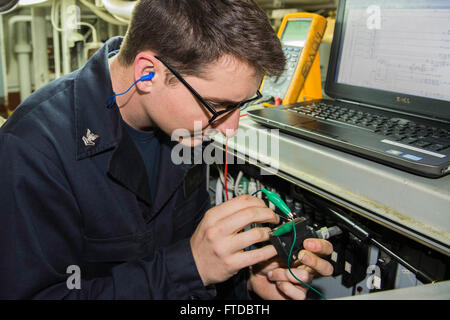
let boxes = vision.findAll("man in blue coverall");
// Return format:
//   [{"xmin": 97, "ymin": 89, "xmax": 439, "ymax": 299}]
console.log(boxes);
[{"xmin": 0, "ymin": 0, "xmax": 334, "ymax": 299}]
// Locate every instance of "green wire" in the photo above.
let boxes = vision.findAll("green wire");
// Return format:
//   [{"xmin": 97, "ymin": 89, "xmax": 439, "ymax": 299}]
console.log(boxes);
[
  {"xmin": 252, "ymin": 189, "xmax": 327, "ymax": 299},
  {"xmin": 251, "ymin": 190, "xmax": 262, "ymax": 196},
  {"xmin": 287, "ymin": 225, "xmax": 327, "ymax": 300}
]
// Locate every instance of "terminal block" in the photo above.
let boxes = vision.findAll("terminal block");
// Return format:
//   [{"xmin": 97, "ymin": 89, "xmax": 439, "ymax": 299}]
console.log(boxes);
[{"xmin": 269, "ymin": 217, "xmax": 317, "ymax": 263}]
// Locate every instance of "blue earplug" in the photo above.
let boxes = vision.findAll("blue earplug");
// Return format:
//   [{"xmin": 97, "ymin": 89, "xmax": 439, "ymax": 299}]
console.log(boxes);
[
  {"xmin": 140, "ymin": 72, "xmax": 155, "ymax": 82},
  {"xmin": 106, "ymin": 72, "xmax": 155, "ymax": 108}
]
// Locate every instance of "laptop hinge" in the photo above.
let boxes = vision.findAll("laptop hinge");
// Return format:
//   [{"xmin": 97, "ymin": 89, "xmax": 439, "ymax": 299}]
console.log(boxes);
[{"xmin": 336, "ymin": 99, "xmax": 362, "ymax": 106}]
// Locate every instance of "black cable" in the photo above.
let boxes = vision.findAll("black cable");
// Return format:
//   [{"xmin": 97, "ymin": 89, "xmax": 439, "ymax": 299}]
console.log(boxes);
[
  {"xmin": 369, "ymin": 238, "xmax": 435, "ymax": 284},
  {"xmin": 326, "ymin": 208, "xmax": 436, "ymax": 284}
]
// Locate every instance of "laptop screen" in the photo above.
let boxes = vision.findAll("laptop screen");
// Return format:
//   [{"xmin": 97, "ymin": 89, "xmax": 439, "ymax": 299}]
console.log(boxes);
[{"xmin": 326, "ymin": 0, "xmax": 450, "ymax": 121}]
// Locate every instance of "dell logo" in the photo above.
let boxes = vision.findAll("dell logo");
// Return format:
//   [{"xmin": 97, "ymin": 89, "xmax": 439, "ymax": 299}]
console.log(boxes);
[{"xmin": 396, "ymin": 96, "xmax": 411, "ymax": 104}]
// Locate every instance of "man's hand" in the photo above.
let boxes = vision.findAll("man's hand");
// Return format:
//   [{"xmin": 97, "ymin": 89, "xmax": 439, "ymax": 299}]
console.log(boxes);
[
  {"xmin": 190, "ymin": 195, "xmax": 280, "ymax": 286},
  {"xmin": 248, "ymin": 238, "xmax": 334, "ymax": 300}
]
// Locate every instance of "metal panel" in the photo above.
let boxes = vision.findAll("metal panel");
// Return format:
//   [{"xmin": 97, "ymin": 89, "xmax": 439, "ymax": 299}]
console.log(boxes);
[{"xmin": 212, "ymin": 116, "xmax": 450, "ymax": 255}]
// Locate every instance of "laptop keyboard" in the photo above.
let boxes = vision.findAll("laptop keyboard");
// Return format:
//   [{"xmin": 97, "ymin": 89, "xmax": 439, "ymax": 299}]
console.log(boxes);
[{"xmin": 290, "ymin": 102, "xmax": 450, "ymax": 153}]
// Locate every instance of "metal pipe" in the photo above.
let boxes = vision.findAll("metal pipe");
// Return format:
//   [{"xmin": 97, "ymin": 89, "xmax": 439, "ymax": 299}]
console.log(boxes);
[
  {"xmin": 79, "ymin": 0, "xmax": 127, "ymax": 25},
  {"xmin": 61, "ymin": 0, "xmax": 74, "ymax": 75},
  {"xmin": 31, "ymin": 7, "xmax": 49, "ymax": 90},
  {"xmin": 7, "ymin": 15, "xmax": 31, "ymax": 69},
  {"xmin": 101, "ymin": 0, "xmax": 135, "ymax": 20},
  {"xmin": 7, "ymin": 14, "xmax": 32, "ymax": 26},
  {"xmin": 52, "ymin": 16, "xmax": 61, "ymax": 78},
  {"xmin": 0, "ymin": 15, "xmax": 8, "ymax": 106},
  {"xmin": 15, "ymin": 22, "xmax": 32, "ymax": 101}
]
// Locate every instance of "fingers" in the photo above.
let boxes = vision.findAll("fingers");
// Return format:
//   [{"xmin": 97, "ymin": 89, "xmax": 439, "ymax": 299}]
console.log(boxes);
[
  {"xmin": 200, "ymin": 206, "xmax": 279, "ymax": 256},
  {"xmin": 275, "ymin": 282, "xmax": 308, "ymax": 300},
  {"xmin": 297, "ymin": 249, "xmax": 334, "ymax": 276},
  {"xmin": 230, "ymin": 227, "xmax": 272, "ymax": 252},
  {"xmin": 268, "ymin": 267, "xmax": 313, "ymax": 285},
  {"xmin": 231, "ymin": 244, "xmax": 277, "ymax": 271},
  {"xmin": 205, "ymin": 195, "xmax": 268, "ymax": 223},
  {"xmin": 218, "ymin": 206, "xmax": 279, "ymax": 234},
  {"xmin": 212, "ymin": 195, "xmax": 267, "ymax": 219},
  {"xmin": 303, "ymin": 238, "xmax": 334, "ymax": 256},
  {"xmin": 268, "ymin": 268, "xmax": 312, "ymax": 300},
  {"xmin": 252, "ymin": 257, "xmax": 285, "ymax": 275}
]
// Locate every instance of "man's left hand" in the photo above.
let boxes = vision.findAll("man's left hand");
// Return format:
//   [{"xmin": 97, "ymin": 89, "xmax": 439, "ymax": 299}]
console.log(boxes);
[{"xmin": 248, "ymin": 238, "xmax": 334, "ymax": 300}]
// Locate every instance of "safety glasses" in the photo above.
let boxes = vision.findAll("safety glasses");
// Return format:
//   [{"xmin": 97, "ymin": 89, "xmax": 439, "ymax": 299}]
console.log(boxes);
[{"xmin": 155, "ymin": 56, "xmax": 262, "ymax": 125}]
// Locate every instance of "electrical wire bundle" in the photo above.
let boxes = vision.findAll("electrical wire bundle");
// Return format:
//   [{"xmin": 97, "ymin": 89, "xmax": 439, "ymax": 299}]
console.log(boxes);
[{"xmin": 218, "ymin": 145, "xmax": 436, "ymax": 299}]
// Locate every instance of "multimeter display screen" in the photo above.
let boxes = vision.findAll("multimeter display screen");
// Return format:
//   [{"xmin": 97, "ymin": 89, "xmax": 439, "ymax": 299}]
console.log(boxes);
[{"xmin": 281, "ymin": 19, "xmax": 312, "ymax": 47}]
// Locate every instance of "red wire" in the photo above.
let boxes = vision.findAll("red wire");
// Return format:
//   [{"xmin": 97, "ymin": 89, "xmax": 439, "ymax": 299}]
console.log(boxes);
[{"xmin": 224, "ymin": 137, "xmax": 229, "ymax": 201}]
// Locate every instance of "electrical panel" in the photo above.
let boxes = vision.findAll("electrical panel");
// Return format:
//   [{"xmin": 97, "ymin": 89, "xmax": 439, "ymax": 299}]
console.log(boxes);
[{"xmin": 208, "ymin": 158, "xmax": 450, "ymax": 299}]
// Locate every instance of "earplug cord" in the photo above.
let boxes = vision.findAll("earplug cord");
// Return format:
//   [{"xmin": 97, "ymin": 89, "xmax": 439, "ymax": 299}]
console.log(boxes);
[
  {"xmin": 224, "ymin": 137, "xmax": 229, "ymax": 201},
  {"xmin": 106, "ymin": 72, "xmax": 155, "ymax": 108},
  {"xmin": 106, "ymin": 79, "xmax": 141, "ymax": 108}
]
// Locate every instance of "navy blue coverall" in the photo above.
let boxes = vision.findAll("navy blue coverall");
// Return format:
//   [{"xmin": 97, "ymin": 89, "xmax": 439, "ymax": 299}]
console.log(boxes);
[{"xmin": 0, "ymin": 37, "xmax": 245, "ymax": 299}]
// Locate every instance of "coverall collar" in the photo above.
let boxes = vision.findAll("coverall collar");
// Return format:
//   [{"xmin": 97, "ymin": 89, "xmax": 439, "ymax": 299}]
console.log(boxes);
[
  {"xmin": 73, "ymin": 37, "xmax": 193, "ymax": 217},
  {"xmin": 74, "ymin": 36, "xmax": 123, "ymax": 160}
]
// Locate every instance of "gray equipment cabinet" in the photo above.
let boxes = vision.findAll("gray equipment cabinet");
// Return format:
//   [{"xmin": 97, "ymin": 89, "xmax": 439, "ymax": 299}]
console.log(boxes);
[{"xmin": 209, "ymin": 116, "xmax": 450, "ymax": 299}]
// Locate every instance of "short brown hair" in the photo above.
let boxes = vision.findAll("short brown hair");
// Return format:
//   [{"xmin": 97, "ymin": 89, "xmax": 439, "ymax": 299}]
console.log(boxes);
[{"xmin": 118, "ymin": 0, "xmax": 285, "ymax": 80}]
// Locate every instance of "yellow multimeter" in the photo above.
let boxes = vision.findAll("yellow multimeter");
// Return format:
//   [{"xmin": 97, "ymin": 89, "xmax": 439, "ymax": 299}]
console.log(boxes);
[{"xmin": 260, "ymin": 12, "xmax": 327, "ymax": 106}]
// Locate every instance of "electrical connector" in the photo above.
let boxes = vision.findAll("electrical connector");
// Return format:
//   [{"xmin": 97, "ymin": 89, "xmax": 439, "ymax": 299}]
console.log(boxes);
[
  {"xmin": 248, "ymin": 178, "xmax": 257, "ymax": 197},
  {"xmin": 269, "ymin": 217, "xmax": 316, "ymax": 262},
  {"xmin": 315, "ymin": 226, "xmax": 343, "ymax": 240},
  {"xmin": 261, "ymin": 188, "xmax": 294, "ymax": 220}
]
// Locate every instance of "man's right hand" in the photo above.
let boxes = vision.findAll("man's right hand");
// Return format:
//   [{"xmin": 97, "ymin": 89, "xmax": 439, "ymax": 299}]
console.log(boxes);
[{"xmin": 190, "ymin": 195, "xmax": 280, "ymax": 286}]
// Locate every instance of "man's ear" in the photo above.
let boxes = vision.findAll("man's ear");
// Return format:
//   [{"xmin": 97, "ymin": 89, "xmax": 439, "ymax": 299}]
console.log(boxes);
[{"xmin": 134, "ymin": 52, "xmax": 158, "ymax": 93}]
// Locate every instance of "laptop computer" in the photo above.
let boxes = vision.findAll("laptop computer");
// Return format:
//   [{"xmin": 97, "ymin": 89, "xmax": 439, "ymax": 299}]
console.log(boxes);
[{"xmin": 248, "ymin": 0, "xmax": 450, "ymax": 178}]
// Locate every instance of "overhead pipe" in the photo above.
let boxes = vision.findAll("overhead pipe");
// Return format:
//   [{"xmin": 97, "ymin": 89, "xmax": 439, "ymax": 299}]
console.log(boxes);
[
  {"xmin": 7, "ymin": 15, "xmax": 31, "ymax": 52},
  {"xmin": 79, "ymin": 0, "xmax": 127, "ymax": 25},
  {"xmin": 99, "ymin": 0, "xmax": 335, "ymax": 21},
  {"xmin": 101, "ymin": 0, "xmax": 135, "ymax": 20},
  {"xmin": 7, "ymin": 16, "xmax": 32, "ymax": 101},
  {"xmin": 7, "ymin": 15, "xmax": 31, "ymax": 76},
  {"xmin": 15, "ymin": 21, "xmax": 32, "ymax": 101}
]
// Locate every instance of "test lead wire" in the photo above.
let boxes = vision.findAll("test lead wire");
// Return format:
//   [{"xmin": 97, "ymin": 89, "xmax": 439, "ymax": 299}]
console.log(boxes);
[{"xmin": 224, "ymin": 137, "xmax": 229, "ymax": 201}]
